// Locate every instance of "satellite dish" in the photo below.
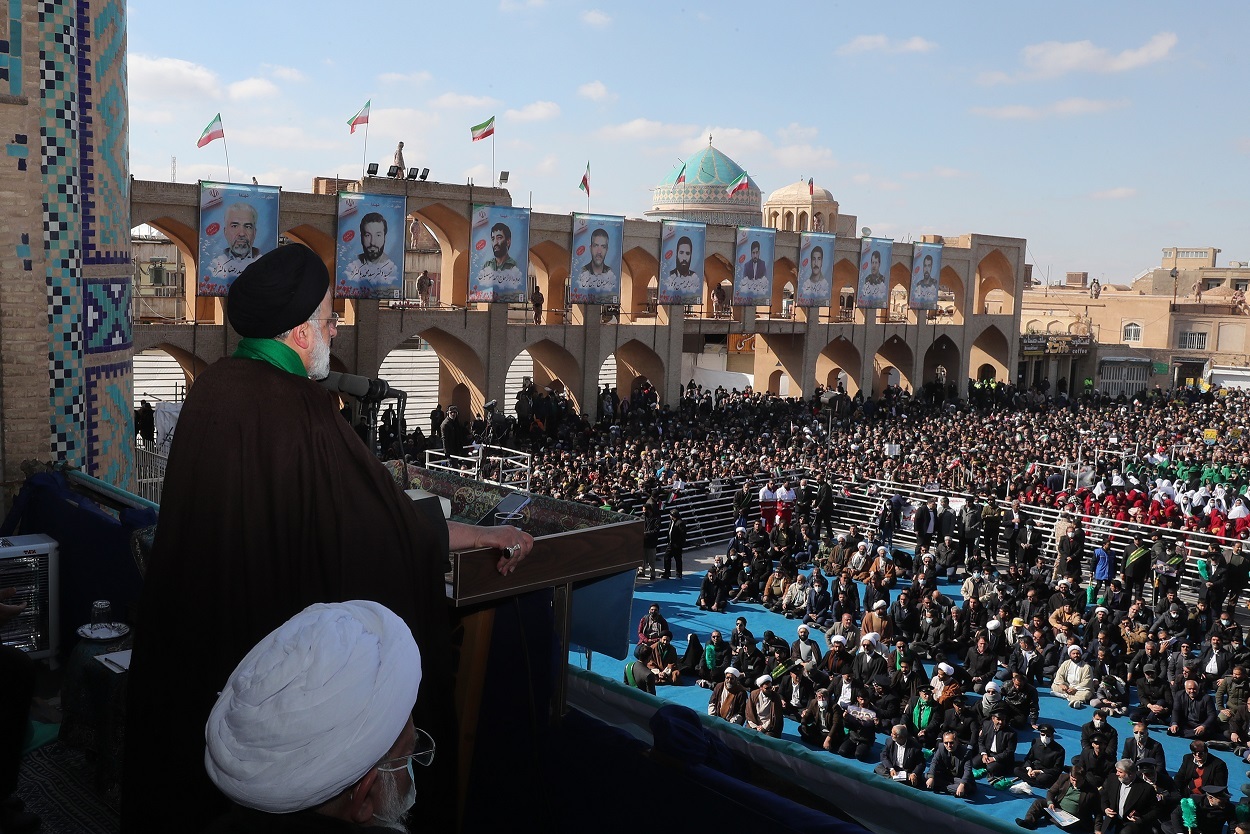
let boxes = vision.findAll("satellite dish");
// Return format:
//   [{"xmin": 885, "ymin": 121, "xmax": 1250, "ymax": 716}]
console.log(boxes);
[{"xmin": 861, "ymin": 227, "xmax": 872, "ymax": 238}]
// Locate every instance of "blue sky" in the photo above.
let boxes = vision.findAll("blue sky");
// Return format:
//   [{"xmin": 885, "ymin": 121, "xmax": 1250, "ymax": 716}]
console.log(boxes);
[{"xmin": 127, "ymin": 1, "xmax": 1249, "ymax": 285}]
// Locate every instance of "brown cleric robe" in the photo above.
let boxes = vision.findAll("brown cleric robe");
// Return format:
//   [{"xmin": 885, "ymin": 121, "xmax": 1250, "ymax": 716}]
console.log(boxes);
[{"xmin": 121, "ymin": 357, "xmax": 454, "ymax": 831}]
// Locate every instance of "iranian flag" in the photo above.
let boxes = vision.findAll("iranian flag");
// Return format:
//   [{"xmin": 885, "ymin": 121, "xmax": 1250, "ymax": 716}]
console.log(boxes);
[
  {"xmin": 471, "ymin": 115, "xmax": 495, "ymax": 142},
  {"xmin": 808, "ymin": 177, "xmax": 814, "ymax": 195},
  {"xmin": 197, "ymin": 113, "xmax": 224, "ymax": 148},
  {"xmin": 725, "ymin": 171, "xmax": 749, "ymax": 196},
  {"xmin": 579, "ymin": 161, "xmax": 590, "ymax": 195},
  {"xmin": 674, "ymin": 161, "xmax": 687, "ymax": 184},
  {"xmin": 347, "ymin": 100, "xmax": 370, "ymax": 134}
]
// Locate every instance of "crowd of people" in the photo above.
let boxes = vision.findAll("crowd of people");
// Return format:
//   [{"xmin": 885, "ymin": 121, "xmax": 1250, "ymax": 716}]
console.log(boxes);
[
  {"xmin": 395, "ymin": 381, "xmax": 1250, "ymax": 552},
  {"xmin": 628, "ymin": 475, "xmax": 1250, "ymax": 832},
  {"xmin": 635, "ymin": 482, "xmax": 1250, "ymax": 834}
]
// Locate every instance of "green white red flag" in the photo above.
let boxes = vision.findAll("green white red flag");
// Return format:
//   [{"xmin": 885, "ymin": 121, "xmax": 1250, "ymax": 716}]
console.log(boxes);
[
  {"xmin": 347, "ymin": 101, "xmax": 370, "ymax": 134},
  {"xmin": 197, "ymin": 113, "xmax": 224, "ymax": 148},
  {"xmin": 579, "ymin": 161, "xmax": 590, "ymax": 195},
  {"xmin": 471, "ymin": 116, "xmax": 495, "ymax": 142},
  {"xmin": 674, "ymin": 162, "xmax": 687, "ymax": 184},
  {"xmin": 726, "ymin": 171, "xmax": 749, "ymax": 195}
]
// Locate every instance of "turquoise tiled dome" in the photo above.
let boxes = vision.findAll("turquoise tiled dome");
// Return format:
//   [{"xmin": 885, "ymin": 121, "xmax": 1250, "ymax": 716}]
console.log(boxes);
[
  {"xmin": 659, "ymin": 144, "xmax": 756, "ymax": 189},
  {"xmin": 647, "ymin": 140, "xmax": 762, "ymax": 226}
]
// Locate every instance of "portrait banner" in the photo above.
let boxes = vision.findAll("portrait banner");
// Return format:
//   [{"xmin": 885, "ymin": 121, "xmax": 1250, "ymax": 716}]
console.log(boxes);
[
  {"xmin": 196, "ymin": 182, "xmax": 281, "ymax": 296},
  {"xmin": 856, "ymin": 236, "xmax": 893, "ymax": 309},
  {"xmin": 569, "ymin": 213, "xmax": 624, "ymax": 304},
  {"xmin": 335, "ymin": 192, "xmax": 407, "ymax": 299},
  {"xmin": 909, "ymin": 242, "xmax": 943, "ymax": 310},
  {"xmin": 796, "ymin": 232, "xmax": 836, "ymax": 307},
  {"xmin": 468, "ymin": 205, "xmax": 530, "ymax": 303},
  {"xmin": 657, "ymin": 221, "xmax": 706, "ymax": 306},
  {"xmin": 732, "ymin": 227, "xmax": 776, "ymax": 306}
]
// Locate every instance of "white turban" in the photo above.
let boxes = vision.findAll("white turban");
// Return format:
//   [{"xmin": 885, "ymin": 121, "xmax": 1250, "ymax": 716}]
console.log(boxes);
[
  {"xmin": 204, "ymin": 601, "xmax": 422, "ymax": 813},
  {"xmin": 938, "ymin": 662, "xmax": 954, "ymax": 675},
  {"xmin": 756, "ymin": 674, "xmax": 773, "ymax": 687}
]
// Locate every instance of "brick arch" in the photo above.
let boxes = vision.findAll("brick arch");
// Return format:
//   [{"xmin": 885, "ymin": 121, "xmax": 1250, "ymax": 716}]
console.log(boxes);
[
  {"xmin": 509, "ymin": 337, "xmax": 584, "ymax": 413},
  {"xmin": 770, "ymin": 256, "xmax": 797, "ymax": 311},
  {"xmin": 613, "ymin": 339, "xmax": 666, "ymax": 401},
  {"xmin": 975, "ymin": 248, "xmax": 1016, "ymax": 316},
  {"xmin": 832, "ymin": 257, "xmax": 859, "ymax": 323},
  {"xmin": 816, "ymin": 336, "xmax": 861, "ymax": 396},
  {"xmin": 922, "ymin": 335, "xmax": 960, "ymax": 388},
  {"xmin": 874, "ymin": 336, "xmax": 914, "ymax": 394},
  {"xmin": 407, "ymin": 326, "xmax": 486, "ymax": 415},
  {"xmin": 888, "ymin": 261, "xmax": 914, "ymax": 324},
  {"xmin": 938, "ymin": 265, "xmax": 965, "ymax": 325},
  {"xmin": 531, "ymin": 240, "xmax": 571, "ymax": 320},
  {"xmin": 281, "ymin": 224, "xmax": 335, "ymax": 274},
  {"xmin": 621, "ymin": 246, "xmax": 659, "ymax": 320},
  {"xmin": 408, "ymin": 202, "xmax": 470, "ymax": 306},
  {"xmin": 970, "ymin": 324, "xmax": 1010, "ymax": 381}
]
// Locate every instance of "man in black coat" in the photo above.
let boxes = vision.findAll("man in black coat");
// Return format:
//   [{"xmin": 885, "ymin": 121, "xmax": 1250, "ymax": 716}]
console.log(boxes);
[
  {"xmin": 1121, "ymin": 722, "xmax": 1167, "ymax": 774},
  {"xmin": 1097, "ymin": 759, "xmax": 1158, "ymax": 834},
  {"xmin": 874, "ymin": 723, "xmax": 925, "ymax": 787},
  {"xmin": 1174, "ymin": 740, "xmax": 1229, "ymax": 797},
  {"xmin": 1129, "ymin": 664, "xmax": 1174, "ymax": 726},
  {"xmin": 974, "ymin": 711, "xmax": 1017, "ymax": 778},
  {"xmin": 1014, "ymin": 723, "xmax": 1066, "ymax": 787},
  {"xmin": 926, "ymin": 731, "xmax": 977, "ymax": 797},
  {"xmin": 663, "ymin": 509, "xmax": 686, "ymax": 579},
  {"xmin": 1073, "ymin": 734, "xmax": 1115, "ymax": 790}
]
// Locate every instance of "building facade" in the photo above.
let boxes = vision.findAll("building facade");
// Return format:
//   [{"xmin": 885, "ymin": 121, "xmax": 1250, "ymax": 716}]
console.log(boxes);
[
  {"xmin": 1019, "ymin": 247, "xmax": 1250, "ymax": 397},
  {"xmin": 0, "ymin": 0, "xmax": 132, "ymax": 494}
]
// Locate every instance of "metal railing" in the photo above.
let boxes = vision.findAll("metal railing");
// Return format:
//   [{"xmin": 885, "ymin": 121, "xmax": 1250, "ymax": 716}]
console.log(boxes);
[
  {"xmin": 423, "ymin": 444, "xmax": 532, "ymax": 493},
  {"xmin": 134, "ymin": 446, "xmax": 169, "ymax": 504},
  {"xmin": 633, "ymin": 470, "xmax": 1225, "ymax": 606}
]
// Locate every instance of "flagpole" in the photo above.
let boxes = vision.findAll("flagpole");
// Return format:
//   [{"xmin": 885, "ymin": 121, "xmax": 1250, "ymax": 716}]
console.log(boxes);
[
  {"xmin": 492, "ymin": 132, "xmax": 495, "ymax": 185},
  {"xmin": 362, "ymin": 119, "xmax": 370, "ymax": 178},
  {"xmin": 221, "ymin": 119, "xmax": 232, "ymax": 182}
]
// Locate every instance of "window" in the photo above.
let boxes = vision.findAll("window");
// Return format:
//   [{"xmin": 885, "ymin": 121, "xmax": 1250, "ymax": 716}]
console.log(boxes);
[
  {"xmin": 1234, "ymin": 279, "xmax": 1248, "ymax": 292},
  {"xmin": 1177, "ymin": 331, "xmax": 1207, "ymax": 350},
  {"xmin": 1122, "ymin": 322, "xmax": 1141, "ymax": 342}
]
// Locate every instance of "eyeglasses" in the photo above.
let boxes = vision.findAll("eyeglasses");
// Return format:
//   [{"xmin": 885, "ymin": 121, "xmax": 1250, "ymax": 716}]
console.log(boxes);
[
  {"xmin": 312, "ymin": 312, "xmax": 341, "ymax": 328},
  {"xmin": 376, "ymin": 727, "xmax": 436, "ymax": 776}
]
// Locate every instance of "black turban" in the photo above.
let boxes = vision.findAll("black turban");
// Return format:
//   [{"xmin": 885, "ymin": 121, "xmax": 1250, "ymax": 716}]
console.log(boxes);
[{"xmin": 227, "ymin": 245, "xmax": 329, "ymax": 338}]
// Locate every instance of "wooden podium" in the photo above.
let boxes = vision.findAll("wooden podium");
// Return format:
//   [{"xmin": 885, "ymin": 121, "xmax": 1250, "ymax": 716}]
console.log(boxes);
[{"xmin": 404, "ymin": 468, "xmax": 642, "ymax": 825}]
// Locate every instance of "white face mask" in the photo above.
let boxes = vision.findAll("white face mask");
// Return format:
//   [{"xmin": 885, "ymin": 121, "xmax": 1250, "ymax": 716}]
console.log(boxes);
[
  {"xmin": 1039, "ymin": 734, "xmax": 1052, "ymax": 745},
  {"xmin": 1093, "ymin": 719, "xmax": 1103, "ymax": 728}
]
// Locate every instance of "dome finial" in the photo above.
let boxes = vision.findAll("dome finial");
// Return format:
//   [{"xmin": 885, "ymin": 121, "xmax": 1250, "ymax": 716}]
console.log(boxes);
[{"xmin": 708, "ymin": 133, "xmax": 713, "ymax": 146}]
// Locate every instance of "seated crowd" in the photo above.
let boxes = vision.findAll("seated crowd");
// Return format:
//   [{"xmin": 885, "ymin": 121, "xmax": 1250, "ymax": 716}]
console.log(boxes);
[{"xmin": 630, "ymin": 488, "xmax": 1250, "ymax": 833}]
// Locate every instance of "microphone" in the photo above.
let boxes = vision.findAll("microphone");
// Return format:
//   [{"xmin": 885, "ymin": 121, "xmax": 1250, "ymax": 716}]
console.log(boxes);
[{"xmin": 320, "ymin": 371, "xmax": 394, "ymax": 402}]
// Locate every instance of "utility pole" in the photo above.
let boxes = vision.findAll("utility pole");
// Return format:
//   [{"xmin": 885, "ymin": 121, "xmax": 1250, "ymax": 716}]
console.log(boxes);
[{"xmin": 171, "ymin": 156, "xmax": 176, "ymax": 183}]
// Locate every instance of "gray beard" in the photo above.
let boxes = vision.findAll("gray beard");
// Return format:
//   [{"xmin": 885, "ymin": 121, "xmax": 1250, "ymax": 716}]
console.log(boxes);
[{"xmin": 307, "ymin": 324, "xmax": 331, "ymax": 380}]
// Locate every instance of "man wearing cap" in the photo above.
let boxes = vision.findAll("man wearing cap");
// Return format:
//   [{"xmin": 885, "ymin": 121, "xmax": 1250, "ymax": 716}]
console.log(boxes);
[
  {"xmin": 123, "ymin": 245, "xmax": 532, "ymax": 830},
  {"xmin": 203, "ymin": 601, "xmax": 429, "ymax": 832},
  {"xmin": 707, "ymin": 667, "xmax": 748, "ymax": 725},
  {"xmin": 1130, "ymin": 663, "xmax": 1174, "ymax": 726},
  {"xmin": 1169, "ymin": 784, "xmax": 1236, "ymax": 834},
  {"xmin": 1016, "ymin": 724, "xmax": 1066, "ymax": 788}
]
